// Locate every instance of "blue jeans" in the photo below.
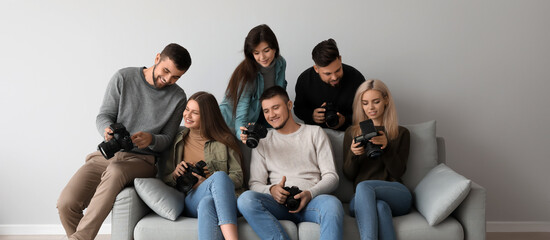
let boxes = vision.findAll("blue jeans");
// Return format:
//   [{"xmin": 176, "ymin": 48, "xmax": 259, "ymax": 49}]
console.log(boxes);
[
  {"xmin": 183, "ymin": 171, "xmax": 238, "ymax": 240},
  {"xmin": 237, "ymin": 190, "xmax": 344, "ymax": 240},
  {"xmin": 349, "ymin": 180, "xmax": 412, "ymax": 240}
]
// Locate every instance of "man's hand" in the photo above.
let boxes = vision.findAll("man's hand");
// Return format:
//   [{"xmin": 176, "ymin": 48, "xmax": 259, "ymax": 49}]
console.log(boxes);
[
  {"xmin": 328, "ymin": 112, "xmax": 345, "ymax": 130},
  {"xmin": 312, "ymin": 102, "xmax": 327, "ymax": 124},
  {"xmin": 270, "ymin": 176, "xmax": 289, "ymax": 204},
  {"xmin": 131, "ymin": 131, "xmax": 153, "ymax": 149},
  {"xmin": 103, "ymin": 127, "xmax": 114, "ymax": 142},
  {"xmin": 289, "ymin": 190, "xmax": 312, "ymax": 213}
]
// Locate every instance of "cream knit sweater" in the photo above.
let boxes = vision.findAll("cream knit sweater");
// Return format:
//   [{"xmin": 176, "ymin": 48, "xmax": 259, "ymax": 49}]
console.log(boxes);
[{"xmin": 248, "ymin": 124, "xmax": 339, "ymax": 198}]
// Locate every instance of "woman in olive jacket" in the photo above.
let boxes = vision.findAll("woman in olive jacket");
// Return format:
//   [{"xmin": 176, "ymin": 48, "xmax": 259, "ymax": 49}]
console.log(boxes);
[
  {"xmin": 343, "ymin": 79, "xmax": 411, "ymax": 240},
  {"xmin": 163, "ymin": 91, "xmax": 243, "ymax": 240}
]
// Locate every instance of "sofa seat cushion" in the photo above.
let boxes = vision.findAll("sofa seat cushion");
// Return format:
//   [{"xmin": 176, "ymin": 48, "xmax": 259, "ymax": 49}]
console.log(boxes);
[
  {"xmin": 394, "ymin": 210, "xmax": 464, "ymax": 240},
  {"xmin": 134, "ymin": 213, "xmax": 298, "ymax": 240},
  {"xmin": 296, "ymin": 207, "xmax": 463, "ymax": 240}
]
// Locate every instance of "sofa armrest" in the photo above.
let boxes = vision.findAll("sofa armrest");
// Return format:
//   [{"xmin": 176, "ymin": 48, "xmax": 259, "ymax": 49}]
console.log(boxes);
[
  {"xmin": 452, "ymin": 181, "xmax": 486, "ymax": 240},
  {"xmin": 111, "ymin": 187, "xmax": 151, "ymax": 240}
]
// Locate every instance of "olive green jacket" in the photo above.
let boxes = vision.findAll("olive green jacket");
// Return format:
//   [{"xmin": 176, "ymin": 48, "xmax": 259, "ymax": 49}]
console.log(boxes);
[{"xmin": 162, "ymin": 128, "xmax": 244, "ymax": 193}]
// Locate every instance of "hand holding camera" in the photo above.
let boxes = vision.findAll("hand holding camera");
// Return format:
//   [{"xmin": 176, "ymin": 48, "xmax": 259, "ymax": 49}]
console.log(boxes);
[
  {"xmin": 270, "ymin": 176, "xmax": 310, "ymax": 212},
  {"xmin": 241, "ymin": 123, "xmax": 268, "ymax": 148},
  {"xmin": 175, "ymin": 160, "xmax": 208, "ymax": 193},
  {"xmin": 98, "ymin": 123, "xmax": 134, "ymax": 159},
  {"xmin": 352, "ymin": 119, "xmax": 386, "ymax": 158}
]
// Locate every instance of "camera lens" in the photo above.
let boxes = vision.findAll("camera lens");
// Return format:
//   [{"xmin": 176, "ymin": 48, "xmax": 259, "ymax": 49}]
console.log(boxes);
[{"xmin": 98, "ymin": 140, "xmax": 120, "ymax": 159}]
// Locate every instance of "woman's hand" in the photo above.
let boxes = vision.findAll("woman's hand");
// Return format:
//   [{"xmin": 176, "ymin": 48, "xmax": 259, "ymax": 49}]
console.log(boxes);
[
  {"xmin": 239, "ymin": 126, "xmax": 249, "ymax": 144},
  {"xmin": 192, "ymin": 165, "xmax": 210, "ymax": 189},
  {"xmin": 370, "ymin": 131, "xmax": 388, "ymax": 149},
  {"xmin": 350, "ymin": 138, "xmax": 365, "ymax": 156},
  {"xmin": 172, "ymin": 161, "xmax": 189, "ymax": 180}
]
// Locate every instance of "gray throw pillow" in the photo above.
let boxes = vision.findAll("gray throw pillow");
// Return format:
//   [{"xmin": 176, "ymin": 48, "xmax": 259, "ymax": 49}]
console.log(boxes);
[
  {"xmin": 402, "ymin": 120, "xmax": 439, "ymax": 190},
  {"xmin": 414, "ymin": 163, "xmax": 471, "ymax": 226},
  {"xmin": 134, "ymin": 178, "xmax": 185, "ymax": 221}
]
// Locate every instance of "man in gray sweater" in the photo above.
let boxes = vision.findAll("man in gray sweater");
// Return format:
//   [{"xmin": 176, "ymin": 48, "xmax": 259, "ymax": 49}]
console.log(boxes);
[
  {"xmin": 57, "ymin": 43, "xmax": 191, "ymax": 240},
  {"xmin": 237, "ymin": 86, "xmax": 344, "ymax": 240}
]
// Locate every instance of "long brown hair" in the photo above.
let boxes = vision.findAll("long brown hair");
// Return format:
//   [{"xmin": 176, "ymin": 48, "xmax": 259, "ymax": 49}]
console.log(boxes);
[
  {"xmin": 189, "ymin": 91, "xmax": 243, "ymax": 163},
  {"xmin": 225, "ymin": 24, "xmax": 280, "ymax": 115},
  {"xmin": 350, "ymin": 79, "xmax": 399, "ymax": 140}
]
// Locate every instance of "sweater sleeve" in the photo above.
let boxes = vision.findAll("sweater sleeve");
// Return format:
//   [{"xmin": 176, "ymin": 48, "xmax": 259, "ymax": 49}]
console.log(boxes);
[
  {"xmin": 293, "ymin": 72, "xmax": 315, "ymax": 125},
  {"xmin": 248, "ymin": 146, "xmax": 272, "ymax": 194},
  {"xmin": 96, "ymin": 72, "xmax": 122, "ymax": 136},
  {"xmin": 148, "ymin": 98, "xmax": 186, "ymax": 152},
  {"xmin": 383, "ymin": 127, "xmax": 410, "ymax": 180},
  {"xmin": 343, "ymin": 127, "xmax": 361, "ymax": 181},
  {"xmin": 307, "ymin": 128, "xmax": 339, "ymax": 198}
]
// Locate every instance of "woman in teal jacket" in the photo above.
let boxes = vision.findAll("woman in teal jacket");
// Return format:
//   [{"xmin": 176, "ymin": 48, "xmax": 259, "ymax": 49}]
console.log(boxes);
[{"xmin": 220, "ymin": 24, "xmax": 287, "ymax": 139}]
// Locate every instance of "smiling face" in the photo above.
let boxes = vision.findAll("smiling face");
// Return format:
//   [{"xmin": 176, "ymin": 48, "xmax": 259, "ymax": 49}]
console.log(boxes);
[
  {"xmin": 183, "ymin": 100, "xmax": 200, "ymax": 130},
  {"xmin": 314, "ymin": 57, "xmax": 343, "ymax": 87},
  {"xmin": 261, "ymin": 95, "xmax": 292, "ymax": 130},
  {"xmin": 361, "ymin": 89, "xmax": 387, "ymax": 126},
  {"xmin": 151, "ymin": 55, "xmax": 186, "ymax": 89},
  {"xmin": 253, "ymin": 41, "xmax": 276, "ymax": 67}
]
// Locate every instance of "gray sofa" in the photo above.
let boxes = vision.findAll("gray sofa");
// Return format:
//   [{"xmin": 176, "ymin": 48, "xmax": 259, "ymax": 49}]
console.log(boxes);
[{"xmin": 111, "ymin": 121, "xmax": 486, "ymax": 240}]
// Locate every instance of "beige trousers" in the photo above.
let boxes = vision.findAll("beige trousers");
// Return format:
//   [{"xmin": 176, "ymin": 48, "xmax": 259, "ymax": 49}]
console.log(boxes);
[{"xmin": 57, "ymin": 151, "xmax": 156, "ymax": 240}]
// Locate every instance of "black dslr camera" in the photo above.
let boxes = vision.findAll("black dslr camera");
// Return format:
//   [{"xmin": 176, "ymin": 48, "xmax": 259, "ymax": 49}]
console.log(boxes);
[
  {"xmin": 176, "ymin": 160, "xmax": 207, "ymax": 193},
  {"xmin": 323, "ymin": 102, "xmax": 339, "ymax": 128},
  {"xmin": 353, "ymin": 119, "xmax": 384, "ymax": 158},
  {"xmin": 283, "ymin": 186, "xmax": 302, "ymax": 211},
  {"xmin": 98, "ymin": 123, "xmax": 134, "ymax": 159},
  {"xmin": 243, "ymin": 123, "xmax": 268, "ymax": 148}
]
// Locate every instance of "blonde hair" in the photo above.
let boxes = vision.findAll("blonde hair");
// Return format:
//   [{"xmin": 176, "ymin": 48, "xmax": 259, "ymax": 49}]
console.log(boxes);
[{"xmin": 350, "ymin": 79, "xmax": 399, "ymax": 140}]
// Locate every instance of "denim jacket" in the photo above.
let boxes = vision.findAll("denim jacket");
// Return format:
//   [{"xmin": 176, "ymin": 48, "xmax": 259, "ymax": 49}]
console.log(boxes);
[
  {"xmin": 220, "ymin": 56, "xmax": 287, "ymax": 139},
  {"xmin": 162, "ymin": 128, "xmax": 243, "ymax": 193}
]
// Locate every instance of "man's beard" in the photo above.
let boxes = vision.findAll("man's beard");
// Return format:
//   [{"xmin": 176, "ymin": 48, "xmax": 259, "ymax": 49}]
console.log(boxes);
[
  {"xmin": 273, "ymin": 110, "xmax": 291, "ymax": 130},
  {"xmin": 152, "ymin": 64, "xmax": 160, "ymax": 88}
]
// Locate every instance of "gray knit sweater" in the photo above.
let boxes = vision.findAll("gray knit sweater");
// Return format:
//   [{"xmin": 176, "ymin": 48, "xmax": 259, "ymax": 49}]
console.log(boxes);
[
  {"xmin": 96, "ymin": 67, "xmax": 187, "ymax": 155},
  {"xmin": 249, "ymin": 124, "xmax": 339, "ymax": 198}
]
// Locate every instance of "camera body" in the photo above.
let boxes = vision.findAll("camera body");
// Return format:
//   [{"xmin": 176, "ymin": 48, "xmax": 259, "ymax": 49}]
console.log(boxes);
[
  {"xmin": 98, "ymin": 123, "xmax": 134, "ymax": 159},
  {"xmin": 353, "ymin": 119, "xmax": 384, "ymax": 158},
  {"xmin": 323, "ymin": 102, "xmax": 339, "ymax": 128},
  {"xmin": 243, "ymin": 123, "xmax": 268, "ymax": 148},
  {"xmin": 283, "ymin": 186, "xmax": 303, "ymax": 211},
  {"xmin": 176, "ymin": 160, "xmax": 207, "ymax": 193}
]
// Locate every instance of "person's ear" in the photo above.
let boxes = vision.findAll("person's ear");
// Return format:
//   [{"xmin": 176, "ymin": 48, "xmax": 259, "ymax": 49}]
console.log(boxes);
[
  {"xmin": 313, "ymin": 65, "xmax": 319, "ymax": 73},
  {"xmin": 154, "ymin": 53, "xmax": 161, "ymax": 65}
]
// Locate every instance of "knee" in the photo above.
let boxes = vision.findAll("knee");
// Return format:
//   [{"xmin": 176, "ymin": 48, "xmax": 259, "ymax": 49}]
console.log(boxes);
[
  {"xmin": 376, "ymin": 200, "xmax": 392, "ymax": 216},
  {"xmin": 198, "ymin": 196, "xmax": 216, "ymax": 213},
  {"xmin": 356, "ymin": 181, "xmax": 375, "ymax": 193},
  {"xmin": 210, "ymin": 171, "xmax": 234, "ymax": 186},
  {"xmin": 57, "ymin": 191, "xmax": 81, "ymax": 213},
  {"xmin": 237, "ymin": 190, "xmax": 260, "ymax": 212},
  {"xmin": 318, "ymin": 195, "xmax": 344, "ymax": 219}
]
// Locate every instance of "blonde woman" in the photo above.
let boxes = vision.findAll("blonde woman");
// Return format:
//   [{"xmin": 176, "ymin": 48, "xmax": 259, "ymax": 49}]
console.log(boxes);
[{"xmin": 343, "ymin": 79, "xmax": 411, "ymax": 240}]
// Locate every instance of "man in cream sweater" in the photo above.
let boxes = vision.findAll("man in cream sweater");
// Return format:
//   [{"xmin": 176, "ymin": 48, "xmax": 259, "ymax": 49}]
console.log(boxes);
[{"xmin": 237, "ymin": 86, "xmax": 343, "ymax": 240}]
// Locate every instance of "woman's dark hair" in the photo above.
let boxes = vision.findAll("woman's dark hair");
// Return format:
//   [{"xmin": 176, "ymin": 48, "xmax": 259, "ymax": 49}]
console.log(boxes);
[
  {"xmin": 160, "ymin": 43, "xmax": 192, "ymax": 71},
  {"xmin": 225, "ymin": 24, "xmax": 280, "ymax": 114},
  {"xmin": 189, "ymin": 91, "xmax": 243, "ymax": 163},
  {"xmin": 311, "ymin": 38, "xmax": 340, "ymax": 67}
]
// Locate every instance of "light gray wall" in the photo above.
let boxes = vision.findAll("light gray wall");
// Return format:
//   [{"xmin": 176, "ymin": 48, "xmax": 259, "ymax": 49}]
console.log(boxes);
[{"xmin": 1, "ymin": 0, "xmax": 549, "ymax": 227}]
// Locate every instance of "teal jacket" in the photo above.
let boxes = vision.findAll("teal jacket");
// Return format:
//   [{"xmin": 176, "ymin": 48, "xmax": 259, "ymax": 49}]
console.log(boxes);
[
  {"xmin": 220, "ymin": 56, "xmax": 287, "ymax": 139},
  {"xmin": 162, "ymin": 128, "xmax": 244, "ymax": 193}
]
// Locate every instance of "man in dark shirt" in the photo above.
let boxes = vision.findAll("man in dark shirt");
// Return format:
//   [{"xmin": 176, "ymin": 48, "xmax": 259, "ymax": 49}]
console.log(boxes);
[{"xmin": 294, "ymin": 38, "xmax": 365, "ymax": 131}]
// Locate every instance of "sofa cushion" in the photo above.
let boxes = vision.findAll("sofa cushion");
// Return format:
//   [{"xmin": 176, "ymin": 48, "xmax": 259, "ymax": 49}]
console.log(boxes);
[
  {"xmin": 414, "ymin": 163, "xmax": 472, "ymax": 226},
  {"xmin": 134, "ymin": 178, "xmax": 185, "ymax": 221},
  {"xmin": 402, "ymin": 120, "xmax": 439, "ymax": 190}
]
